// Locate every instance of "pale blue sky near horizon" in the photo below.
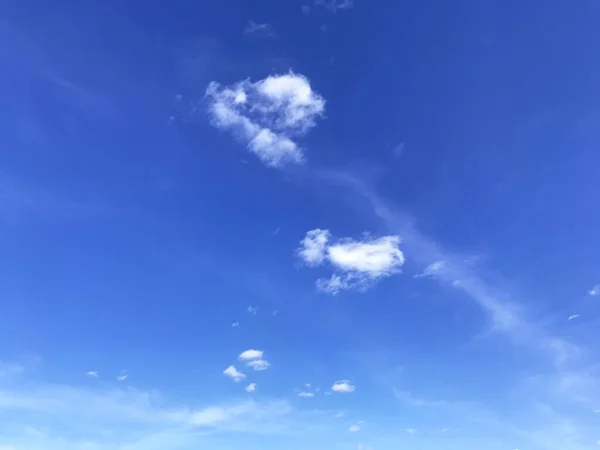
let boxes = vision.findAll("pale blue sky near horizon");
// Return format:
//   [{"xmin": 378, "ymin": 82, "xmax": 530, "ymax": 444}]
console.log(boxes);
[{"xmin": 1, "ymin": 0, "xmax": 600, "ymax": 449}]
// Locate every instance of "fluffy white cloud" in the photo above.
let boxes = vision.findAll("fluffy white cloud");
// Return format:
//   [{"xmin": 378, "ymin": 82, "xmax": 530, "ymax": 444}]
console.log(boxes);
[
  {"xmin": 589, "ymin": 285, "xmax": 600, "ymax": 296},
  {"xmin": 245, "ymin": 383, "xmax": 257, "ymax": 393},
  {"xmin": 206, "ymin": 73, "xmax": 325, "ymax": 168},
  {"xmin": 223, "ymin": 365, "xmax": 246, "ymax": 382},
  {"xmin": 568, "ymin": 314, "xmax": 579, "ymax": 321},
  {"xmin": 86, "ymin": 371, "xmax": 98, "ymax": 378},
  {"xmin": 297, "ymin": 392, "xmax": 314, "ymax": 398},
  {"xmin": 297, "ymin": 230, "xmax": 405, "ymax": 293},
  {"xmin": 331, "ymin": 380, "xmax": 355, "ymax": 393},
  {"xmin": 349, "ymin": 424, "xmax": 360, "ymax": 432},
  {"xmin": 239, "ymin": 350, "xmax": 264, "ymax": 361},
  {"xmin": 247, "ymin": 359, "xmax": 270, "ymax": 371},
  {"xmin": 238, "ymin": 349, "xmax": 269, "ymax": 371}
]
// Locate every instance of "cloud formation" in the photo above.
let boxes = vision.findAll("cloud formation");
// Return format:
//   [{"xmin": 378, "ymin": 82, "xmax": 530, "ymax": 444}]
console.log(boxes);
[
  {"xmin": 223, "ymin": 365, "xmax": 246, "ymax": 382},
  {"xmin": 297, "ymin": 229, "xmax": 405, "ymax": 293},
  {"xmin": 244, "ymin": 20, "xmax": 277, "ymax": 39},
  {"xmin": 86, "ymin": 371, "xmax": 98, "ymax": 378},
  {"xmin": 206, "ymin": 73, "xmax": 325, "ymax": 168},
  {"xmin": 245, "ymin": 383, "xmax": 257, "ymax": 393},
  {"xmin": 239, "ymin": 349, "xmax": 270, "ymax": 371},
  {"xmin": 331, "ymin": 380, "xmax": 355, "ymax": 393},
  {"xmin": 315, "ymin": 0, "xmax": 354, "ymax": 12},
  {"xmin": 297, "ymin": 391, "xmax": 314, "ymax": 398}
]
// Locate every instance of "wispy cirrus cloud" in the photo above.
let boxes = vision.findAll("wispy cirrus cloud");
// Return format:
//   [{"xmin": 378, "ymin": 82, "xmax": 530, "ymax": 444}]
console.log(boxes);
[
  {"xmin": 244, "ymin": 20, "xmax": 277, "ymax": 39},
  {"xmin": 205, "ymin": 72, "xmax": 325, "ymax": 167},
  {"xmin": 297, "ymin": 229, "xmax": 405, "ymax": 294},
  {"xmin": 314, "ymin": 0, "xmax": 354, "ymax": 13}
]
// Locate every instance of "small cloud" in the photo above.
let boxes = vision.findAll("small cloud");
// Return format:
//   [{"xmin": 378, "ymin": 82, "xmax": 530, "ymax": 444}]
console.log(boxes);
[
  {"xmin": 301, "ymin": 5, "xmax": 311, "ymax": 15},
  {"xmin": 298, "ymin": 391, "xmax": 314, "ymax": 398},
  {"xmin": 239, "ymin": 349, "xmax": 264, "ymax": 361},
  {"xmin": 393, "ymin": 142, "xmax": 404, "ymax": 158},
  {"xmin": 247, "ymin": 306, "xmax": 259, "ymax": 315},
  {"xmin": 232, "ymin": 322, "xmax": 240, "ymax": 328},
  {"xmin": 86, "ymin": 371, "xmax": 98, "ymax": 378},
  {"xmin": 441, "ymin": 428, "xmax": 448, "ymax": 432},
  {"xmin": 206, "ymin": 72, "xmax": 325, "ymax": 168},
  {"xmin": 349, "ymin": 424, "xmax": 361, "ymax": 432},
  {"xmin": 116, "ymin": 370, "xmax": 129, "ymax": 382},
  {"xmin": 272, "ymin": 309, "xmax": 279, "ymax": 316},
  {"xmin": 315, "ymin": 0, "xmax": 354, "ymax": 12},
  {"xmin": 273, "ymin": 227, "xmax": 280, "ymax": 235},
  {"xmin": 245, "ymin": 383, "xmax": 257, "ymax": 393},
  {"xmin": 405, "ymin": 428, "xmax": 416, "ymax": 435},
  {"xmin": 244, "ymin": 20, "xmax": 277, "ymax": 39},
  {"xmin": 334, "ymin": 411, "xmax": 345, "ymax": 418},
  {"xmin": 589, "ymin": 284, "xmax": 600, "ymax": 296},
  {"xmin": 223, "ymin": 365, "xmax": 246, "ymax": 382},
  {"xmin": 414, "ymin": 260, "xmax": 445, "ymax": 278},
  {"xmin": 568, "ymin": 314, "xmax": 580, "ymax": 321},
  {"xmin": 247, "ymin": 359, "xmax": 270, "ymax": 371},
  {"xmin": 332, "ymin": 380, "xmax": 355, "ymax": 393},
  {"xmin": 297, "ymin": 229, "xmax": 405, "ymax": 294}
]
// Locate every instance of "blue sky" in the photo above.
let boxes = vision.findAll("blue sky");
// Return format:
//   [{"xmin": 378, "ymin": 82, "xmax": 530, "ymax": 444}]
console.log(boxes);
[{"xmin": 1, "ymin": 0, "xmax": 600, "ymax": 449}]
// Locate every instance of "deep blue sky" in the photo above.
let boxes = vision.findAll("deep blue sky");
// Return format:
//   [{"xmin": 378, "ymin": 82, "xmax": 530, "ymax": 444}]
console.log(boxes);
[{"xmin": 1, "ymin": 1, "xmax": 600, "ymax": 449}]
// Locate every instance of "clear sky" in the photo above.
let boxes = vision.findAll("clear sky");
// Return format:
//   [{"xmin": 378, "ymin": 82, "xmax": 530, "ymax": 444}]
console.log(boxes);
[{"xmin": 1, "ymin": 1, "xmax": 600, "ymax": 449}]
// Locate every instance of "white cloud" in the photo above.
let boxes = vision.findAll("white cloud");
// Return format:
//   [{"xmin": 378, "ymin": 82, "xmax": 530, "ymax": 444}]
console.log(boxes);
[
  {"xmin": 86, "ymin": 371, "xmax": 98, "ymax": 378},
  {"xmin": 239, "ymin": 350, "xmax": 264, "ymax": 361},
  {"xmin": 405, "ymin": 428, "xmax": 416, "ymax": 434},
  {"xmin": 206, "ymin": 72, "xmax": 325, "ymax": 168},
  {"xmin": 247, "ymin": 306, "xmax": 259, "ymax": 315},
  {"xmin": 245, "ymin": 383, "xmax": 257, "ymax": 393},
  {"xmin": 223, "ymin": 365, "xmax": 246, "ymax": 382},
  {"xmin": 331, "ymin": 380, "xmax": 355, "ymax": 393},
  {"xmin": 244, "ymin": 20, "xmax": 277, "ymax": 39},
  {"xmin": 297, "ymin": 392, "xmax": 314, "ymax": 398},
  {"xmin": 297, "ymin": 230, "xmax": 404, "ymax": 293},
  {"xmin": 568, "ymin": 314, "xmax": 579, "ymax": 321},
  {"xmin": 247, "ymin": 359, "xmax": 270, "ymax": 371},
  {"xmin": 238, "ymin": 350, "xmax": 269, "ymax": 371},
  {"xmin": 414, "ymin": 260, "xmax": 445, "ymax": 278},
  {"xmin": 589, "ymin": 285, "xmax": 599, "ymax": 296},
  {"xmin": 116, "ymin": 371, "xmax": 129, "ymax": 382},
  {"xmin": 232, "ymin": 322, "xmax": 239, "ymax": 328},
  {"xmin": 334, "ymin": 411, "xmax": 344, "ymax": 418},
  {"xmin": 315, "ymin": 0, "xmax": 354, "ymax": 12},
  {"xmin": 349, "ymin": 424, "xmax": 361, "ymax": 432}
]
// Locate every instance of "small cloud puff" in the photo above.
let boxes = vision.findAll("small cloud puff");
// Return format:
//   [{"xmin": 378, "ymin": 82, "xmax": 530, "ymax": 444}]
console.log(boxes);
[
  {"xmin": 244, "ymin": 20, "xmax": 277, "ymax": 39},
  {"xmin": 315, "ymin": 0, "xmax": 354, "ymax": 12},
  {"xmin": 239, "ymin": 349, "xmax": 270, "ymax": 371},
  {"xmin": 86, "ymin": 371, "xmax": 98, "ymax": 378},
  {"xmin": 245, "ymin": 383, "xmax": 257, "ymax": 393},
  {"xmin": 568, "ymin": 314, "xmax": 579, "ymax": 321},
  {"xmin": 206, "ymin": 72, "xmax": 325, "ymax": 168},
  {"xmin": 298, "ymin": 391, "xmax": 314, "ymax": 398},
  {"xmin": 297, "ymin": 229, "xmax": 405, "ymax": 294},
  {"xmin": 331, "ymin": 380, "xmax": 355, "ymax": 393},
  {"xmin": 349, "ymin": 424, "xmax": 361, "ymax": 432},
  {"xmin": 223, "ymin": 365, "xmax": 246, "ymax": 382},
  {"xmin": 589, "ymin": 285, "xmax": 600, "ymax": 296}
]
